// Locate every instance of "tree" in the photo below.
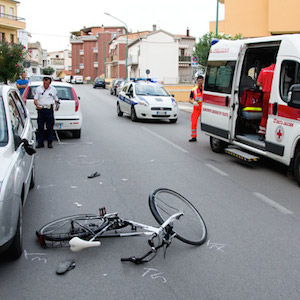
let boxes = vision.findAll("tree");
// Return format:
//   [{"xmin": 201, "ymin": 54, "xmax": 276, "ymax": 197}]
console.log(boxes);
[
  {"xmin": 193, "ymin": 32, "xmax": 243, "ymax": 67},
  {"xmin": 0, "ymin": 41, "xmax": 28, "ymax": 84},
  {"xmin": 42, "ymin": 66, "xmax": 55, "ymax": 75}
]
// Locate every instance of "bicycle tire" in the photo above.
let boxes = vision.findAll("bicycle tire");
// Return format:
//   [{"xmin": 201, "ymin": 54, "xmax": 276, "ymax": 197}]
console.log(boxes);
[
  {"xmin": 149, "ymin": 188, "xmax": 207, "ymax": 245},
  {"xmin": 36, "ymin": 214, "xmax": 108, "ymax": 247}
]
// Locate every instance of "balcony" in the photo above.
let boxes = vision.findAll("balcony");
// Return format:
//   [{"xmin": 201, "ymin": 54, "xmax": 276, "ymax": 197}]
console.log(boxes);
[
  {"xmin": 94, "ymin": 62, "xmax": 98, "ymax": 68},
  {"xmin": 80, "ymin": 63, "xmax": 84, "ymax": 69},
  {"xmin": 93, "ymin": 48, "xmax": 98, "ymax": 54},
  {"xmin": 0, "ymin": 13, "xmax": 25, "ymax": 30},
  {"xmin": 79, "ymin": 49, "xmax": 84, "ymax": 55},
  {"xmin": 127, "ymin": 55, "xmax": 138, "ymax": 66},
  {"xmin": 178, "ymin": 55, "xmax": 192, "ymax": 62}
]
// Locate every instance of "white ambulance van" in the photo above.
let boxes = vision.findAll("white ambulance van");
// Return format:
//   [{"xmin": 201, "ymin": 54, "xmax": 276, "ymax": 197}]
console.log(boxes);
[{"xmin": 201, "ymin": 34, "xmax": 300, "ymax": 186}]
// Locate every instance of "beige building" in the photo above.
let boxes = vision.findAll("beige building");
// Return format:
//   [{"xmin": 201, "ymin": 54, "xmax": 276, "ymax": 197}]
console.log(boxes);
[
  {"xmin": 210, "ymin": 0, "xmax": 300, "ymax": 37},
  {"xmin": 0, "ymin": 0, "xmax": 25, "ymax": 43}
]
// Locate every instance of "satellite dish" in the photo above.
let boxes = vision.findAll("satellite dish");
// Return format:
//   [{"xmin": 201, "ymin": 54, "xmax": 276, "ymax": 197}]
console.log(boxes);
[{"xmin": 146, "ymin": 69, "xmax": 150, "ymax": 75}]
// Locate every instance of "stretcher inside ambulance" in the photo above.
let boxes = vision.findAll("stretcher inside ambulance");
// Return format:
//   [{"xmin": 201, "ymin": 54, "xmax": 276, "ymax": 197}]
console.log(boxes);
[{"xmin": 200, "ymin": 35, "xmax": 300, "ymax": 186}]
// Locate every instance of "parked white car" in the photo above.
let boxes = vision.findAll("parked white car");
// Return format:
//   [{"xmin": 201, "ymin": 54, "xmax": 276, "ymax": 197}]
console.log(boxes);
[
  {"xmin": 117, "ymin": 81, "xmax": 178, "ymax": 123},
  {"xmin": 71, "ymin": 75, "xmax": 83, "ymax": 84},
  {"xmin": 23, "ymin": 81, "xmax": 83, "ymax": 138},
  {"xmin": 0, "ymin": 85, "xmax": 36, "ymax": 259}
]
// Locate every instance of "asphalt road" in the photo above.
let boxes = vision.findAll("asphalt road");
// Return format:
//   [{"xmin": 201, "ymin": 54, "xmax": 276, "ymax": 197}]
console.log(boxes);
[{"xmin": 1, "ymin": 84, "xmax": 300, "ymax": 300}]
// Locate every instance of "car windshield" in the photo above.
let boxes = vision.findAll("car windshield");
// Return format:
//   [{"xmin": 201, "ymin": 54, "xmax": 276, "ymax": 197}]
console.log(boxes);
[
  {"xmin": 0, "ymin": 97, "xmax": 8, "ymax": 146},
  {"xmin": 27, "ymin": 85, "xmax": 74, "ymax": 100},
  {"xmin": 135, "ymin": 83, "xmax": 170, "ymax": 96}
]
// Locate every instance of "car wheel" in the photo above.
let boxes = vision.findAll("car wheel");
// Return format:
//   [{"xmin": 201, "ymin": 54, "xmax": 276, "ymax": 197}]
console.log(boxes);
[
  {"xmin": 169, "ymin": 118, "xmax": 178, "ymax": 123},
  {"xmin": 131, "ymin": 106, "xmax": 138, "ymax": 122},
  {"xmin": 93, "ymin": 86, "xmax": 96, "ymax": 88},
  {"xmin": 72, "ymin": 129, "xmax": 81, "ymax": 139},
  {"xmin": 293, "ymin": 151, "xmax": 300, "ymax": 186},
  {"xmin": 210, "ymin": 136, "xmax": 228, "ymax": 153},
  {"xmin": 117, "ymin": 102, "xmax": 123, "ymax": 117},
  {"xmin": 29, "ymin": 163, "xmax": 35, "ymax": 189},
  {"xmin": 8, "ymin": 206, "xmax": 23, "ymax": 259}
]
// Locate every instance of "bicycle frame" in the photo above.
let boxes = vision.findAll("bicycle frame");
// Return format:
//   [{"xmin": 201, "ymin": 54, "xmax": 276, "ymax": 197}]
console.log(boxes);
[{"xmin": 69, "ymin": 211, "xmax": 184, "ymax": 253}]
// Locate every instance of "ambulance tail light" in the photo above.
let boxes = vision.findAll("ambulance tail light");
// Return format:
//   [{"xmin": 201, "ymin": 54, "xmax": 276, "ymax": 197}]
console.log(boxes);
[{"xmin": 71, "ymin": 87, "xmax": 80, "ymax": 112}]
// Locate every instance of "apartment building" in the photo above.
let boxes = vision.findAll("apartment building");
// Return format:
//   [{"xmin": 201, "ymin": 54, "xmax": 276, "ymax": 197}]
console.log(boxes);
[
  {"xmin": 70, "ymin": 26, "xmax": 126, "ymax": 80},
  {"xmin": 27, "ymin": 41, "xmax": 47, "ymax": 77},
  {"xmin": 126, "ymin": 28, "xmax": 195, "ymax": 84},
  {"xmin": 0, "ymin": 0, "xmax": 25, "ymax": 43},
  {"xmin": 210, "ymin": 0, "xmax": 300, "ymax": 37},
  {"xmin": 106, "ymin": 30, "xmax": 150, "ymax": 79},
  {"xmin": 47, "ymin": 50, "xmax": 72, "ymax": 76}
]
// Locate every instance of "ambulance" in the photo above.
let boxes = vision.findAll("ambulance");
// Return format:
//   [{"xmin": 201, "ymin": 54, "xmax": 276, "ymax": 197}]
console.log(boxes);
[{"xmin": 201, "ymin": 34, "xmax": 300, "ymax": 186}]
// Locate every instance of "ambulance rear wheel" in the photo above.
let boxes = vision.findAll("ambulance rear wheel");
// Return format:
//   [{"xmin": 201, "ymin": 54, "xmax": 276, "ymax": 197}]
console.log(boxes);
[
  {"xmin": 210, "ymin": 137, "xmax": 227, "ymax": 153},
  {"xmin": 293, "ymin": 151, "xmax": 300, "ymax": 187}
]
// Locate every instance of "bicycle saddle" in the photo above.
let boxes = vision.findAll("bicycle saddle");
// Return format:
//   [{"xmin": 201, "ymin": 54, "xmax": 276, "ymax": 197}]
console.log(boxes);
[{"xmin": 69, "ymin": 237, "xmax": 101, "ymax": 252}]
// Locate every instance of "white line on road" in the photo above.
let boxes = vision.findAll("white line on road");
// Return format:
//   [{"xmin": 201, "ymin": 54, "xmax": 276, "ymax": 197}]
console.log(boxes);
[
  {"xmin": 142, "ymin": 127, "xmax": 189, "ymax": 153},
  {"xmin": 253, "ymin": 192, "xmax": 293, "ymax": 215},
  {"xmin": 205, "ymin": 163, "xmax": 229, "ymax": 177}
]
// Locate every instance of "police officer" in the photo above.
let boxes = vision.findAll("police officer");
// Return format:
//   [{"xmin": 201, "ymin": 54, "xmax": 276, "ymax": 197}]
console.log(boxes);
[
  {"xmin": 189, "ymin": 75, "xmax": 204, "ymax": 142},
  {"xmin": 257, "ymin": 60, "xmax": 276, "ymax": 141},
  {"xmin": 34, "ymin": 76, "xmax": 60, "ymax": 148}
]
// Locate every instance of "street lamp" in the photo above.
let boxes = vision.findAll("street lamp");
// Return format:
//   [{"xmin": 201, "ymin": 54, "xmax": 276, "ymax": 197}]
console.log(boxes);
[{"xmin": 104, "ymin": 12, "xmax": 128, "ymax": 80}]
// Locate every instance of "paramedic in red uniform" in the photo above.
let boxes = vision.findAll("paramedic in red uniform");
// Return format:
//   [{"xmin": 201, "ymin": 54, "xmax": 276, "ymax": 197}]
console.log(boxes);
[
  {"xmin": 189, "ymin": 75, "xmax": 204, "ymax": 142},
  {"xmin": 257, "ymin": 61, "xmax": 276, "ymax": 141}
]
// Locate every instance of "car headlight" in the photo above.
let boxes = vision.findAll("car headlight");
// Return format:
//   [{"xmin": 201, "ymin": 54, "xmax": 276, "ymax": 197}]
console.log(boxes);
[{"xmin": 138, "ymin": 100, "xmax": 148, "ymax": 107}]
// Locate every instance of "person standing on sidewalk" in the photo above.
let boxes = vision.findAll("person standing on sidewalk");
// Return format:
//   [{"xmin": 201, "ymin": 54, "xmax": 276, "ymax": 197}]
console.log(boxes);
[
  {"xmin": 189, "ymin": 75, "xmax": 204, "ymax": 142},
  {"xmin": 34, "ymin": 76, "xmax": 60, "ymax": 148},
  {"xmin": 257, "ymin": 60, "xmax": 276, "ymax": 141},
  {"xmin": 16, "ymin": 72, "xmax": 28, "ymax": 95}
]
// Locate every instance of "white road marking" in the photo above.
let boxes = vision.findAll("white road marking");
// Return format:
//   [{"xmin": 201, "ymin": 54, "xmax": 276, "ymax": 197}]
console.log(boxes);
[
  {"xmin": 142, "ymin": 127, "xmax": 189, "ymax": 153},
  {"xmin": 253, "ymin": 192, "xmax": 293, "ymax": 215},
  {"xmin": 206, "ymin": 163, "xmax": 229, "ymax": 177}
]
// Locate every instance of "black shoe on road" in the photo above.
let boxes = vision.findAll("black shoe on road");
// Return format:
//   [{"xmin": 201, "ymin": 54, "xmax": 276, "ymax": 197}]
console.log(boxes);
[
  {"xmin": 36, "ymin": 144, "xmax": 44, "ymax": 148},
  {"xmin": 258, "ymin": 135, "xmax": 265, "ymax": 141},
  {"xmin": 48, "ymin": 142, "xmax": 53, "ymax": 148},
  {"xmin": 189, "ymin": 138, "xmax": 197, "ymax": 142}
]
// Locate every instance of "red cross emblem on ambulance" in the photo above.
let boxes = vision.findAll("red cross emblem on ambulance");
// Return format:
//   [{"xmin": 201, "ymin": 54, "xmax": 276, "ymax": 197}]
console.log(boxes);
[{"xmin": 275, "ymin": 126, "xmax": 284, "ymax": 143}]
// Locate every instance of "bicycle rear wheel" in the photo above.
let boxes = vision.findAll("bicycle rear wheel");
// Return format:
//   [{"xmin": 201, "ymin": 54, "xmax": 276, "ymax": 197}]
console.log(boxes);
[
  {"xmin": 36, "ymin": 214, "xmax": 107, "ymax": 248},
  {"xmin": 149, "ymin": 188, "xmax": 207, "ymax": 245}
]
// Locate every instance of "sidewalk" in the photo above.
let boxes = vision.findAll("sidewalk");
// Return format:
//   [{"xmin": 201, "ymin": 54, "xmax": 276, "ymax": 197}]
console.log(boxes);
[{"xmin": 178, "ymin": 101, "xmax": 193, "ymax": 113}]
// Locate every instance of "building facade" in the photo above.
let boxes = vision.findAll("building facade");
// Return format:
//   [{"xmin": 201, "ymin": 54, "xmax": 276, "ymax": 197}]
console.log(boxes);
[
  {"xmin": 0, "ymin": 0, "xmax": 25, "ymax": 43},
  {"xmin": 47, "ymin": 49, "xmax": 72, "ymax": 76},
  {"xmin": 210, "ymin": 0, "xmax": 300, "ymax": 37},
  {"xmin": 27, "ymin": 41, "xmax": 47, "ymax": 77},
  {"xmin": 106, "ymin": 31, "xmax": 150, "ymax": 79},
  {"xmin": 70, "ymin": 26, "xmax": 126, "ymax": 80}
]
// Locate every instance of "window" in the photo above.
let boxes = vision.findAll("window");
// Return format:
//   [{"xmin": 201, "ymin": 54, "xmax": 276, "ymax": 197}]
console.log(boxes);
[
  {"xmin": 0, "ymin": 97, "xmax": 8, "ymax": 146},
  {"xmin": 205, "ymin": 61, "xmax": 236, "ymax": 94},
  {"xmin": 0, "ymin": 32, "xmax": 5, "ymax": 42},
  {"xmin": 0, "ymin": 5, "xmax": 4, "ymax": 17},
  {"xmin": 11, "ymin": 91, "xmax": 27, "ymax": 122},
  {"xmin": 8, "ymin": 94, "xmax": 24, "ymax": 136},
  {"xmin": 280, "ymin": 60, "xmax": 300, "ymax": 102},
  {"xmin": 10, "ymin": 34, "xmax": 14, "ymax": 43},
  {"xmin": 9, "ymin": 7, "xmax": 13, "ymax": 19}
]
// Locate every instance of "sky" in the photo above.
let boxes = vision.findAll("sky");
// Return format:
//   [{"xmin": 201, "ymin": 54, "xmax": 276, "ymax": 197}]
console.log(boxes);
[{"xmin": 18, "ymin": 0, "xmax": 224, "ymax": 52}]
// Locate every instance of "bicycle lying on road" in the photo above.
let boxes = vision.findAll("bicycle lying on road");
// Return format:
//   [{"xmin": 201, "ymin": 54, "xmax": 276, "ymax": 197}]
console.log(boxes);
[{"xmin": 36, "ymin": 188, "xmax": 207, "ymax": 264}]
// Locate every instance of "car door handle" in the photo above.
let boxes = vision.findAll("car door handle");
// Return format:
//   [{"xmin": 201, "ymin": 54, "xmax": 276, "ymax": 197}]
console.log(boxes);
[{"xmin": 273, "ymin": 102, "xmax": 278, "ymax": 115}]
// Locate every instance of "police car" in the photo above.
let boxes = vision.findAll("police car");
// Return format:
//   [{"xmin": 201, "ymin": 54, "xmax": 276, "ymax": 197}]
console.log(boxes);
[{"xmin": 117, "ymin": 80, "xmax": 178, "ymax": 123}]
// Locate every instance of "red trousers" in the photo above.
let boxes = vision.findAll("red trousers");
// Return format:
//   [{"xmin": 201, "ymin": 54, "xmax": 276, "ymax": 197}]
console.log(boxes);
[
  {"xmin": 191, "ymin": 103, "xmax": 202, "ymax": 138},
  {"xmin": 258, "ymin": 92, "xmax": 270, "ymax": 135}
]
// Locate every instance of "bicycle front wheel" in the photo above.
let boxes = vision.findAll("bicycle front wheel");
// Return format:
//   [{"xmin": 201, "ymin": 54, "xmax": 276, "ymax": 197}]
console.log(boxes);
[
  {"xmin": 36, "ymin": 214, "xmax": 107, "ymax": 248},
  {"xmin": 149, "ymin": 188, "xmax": 207, "ymax": 245}
]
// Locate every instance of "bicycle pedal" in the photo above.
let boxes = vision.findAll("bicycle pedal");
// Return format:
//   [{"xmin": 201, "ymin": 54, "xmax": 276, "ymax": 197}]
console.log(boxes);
[{"xmin": 99, "ymin": 207, "xmax": 106, "ymax": 216}]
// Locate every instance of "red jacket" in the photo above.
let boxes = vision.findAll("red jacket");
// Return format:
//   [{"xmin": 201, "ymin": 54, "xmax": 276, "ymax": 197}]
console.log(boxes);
[{"xmin": 240, "ymin": 90, "xmax": 262, "ymax": 111}]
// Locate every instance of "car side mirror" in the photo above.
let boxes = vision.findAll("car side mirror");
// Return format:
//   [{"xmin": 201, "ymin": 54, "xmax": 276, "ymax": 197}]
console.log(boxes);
[
  {"xmin": 78, "ymin": 96, "xmax": 80, "ymax": 100},
  {"xmin": 287, "ymin": 84, "xmax": 300, "ymax": 109}
]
